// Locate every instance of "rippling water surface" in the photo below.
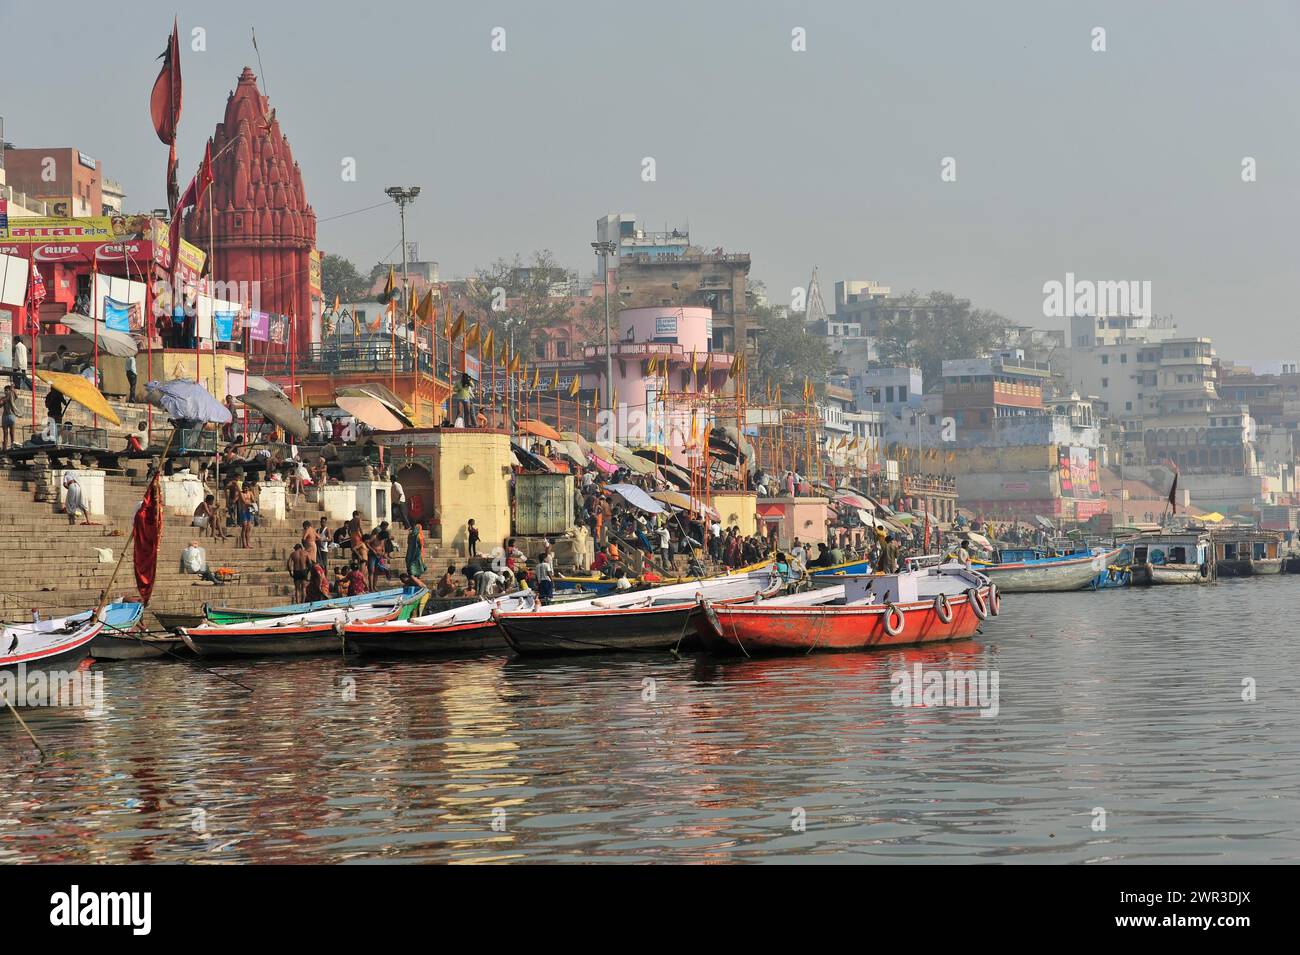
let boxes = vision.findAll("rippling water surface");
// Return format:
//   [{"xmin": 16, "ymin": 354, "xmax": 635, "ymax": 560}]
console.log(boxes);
[{"xmin": 2, "ymin": 578, "xmax": 1298, "ymax": 863}]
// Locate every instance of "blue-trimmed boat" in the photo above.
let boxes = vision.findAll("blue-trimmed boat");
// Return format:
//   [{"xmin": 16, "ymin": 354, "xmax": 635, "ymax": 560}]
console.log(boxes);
[
  {"xmin": 810, "ymin": 558, "xmax": 872, "ymax": 577},
  {"xmin": 972, "ymin": 546, "xmax": 1123, "ymax": 593}
]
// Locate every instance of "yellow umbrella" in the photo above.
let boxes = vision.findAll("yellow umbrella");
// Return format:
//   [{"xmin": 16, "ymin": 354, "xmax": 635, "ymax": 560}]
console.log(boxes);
[
  {"xmin": 1201, "ymin": 511, "xmax": 1226, "ymax": 523},
  {"xmin": 37, "ymin": 370, "xmax": 121, "ymax": 426}
]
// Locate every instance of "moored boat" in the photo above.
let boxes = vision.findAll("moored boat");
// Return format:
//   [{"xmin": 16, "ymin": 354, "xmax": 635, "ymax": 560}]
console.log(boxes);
[
  {"xmin": 699, "ymin": 564, "xmax": 997, "ymax": 655},
  {"xmin": 494, "ymin": 570, "xmax": 783, "ymax": 656},
  {"xmin": 203, "ymin": 585, "xmax": 424, "ymax": 625},
  {"xmin": 810, "ymin": 557, "xmax": 872, "ymax": 577},
  {"xmin": 1129, "ymin": 531, "xmax": 1212, "ymax": 585},
  {"xmin": 180, "ymin": 590, "xmax": 425, "ymax": 657},
  {"xmin": 1212, "ymin": 529, "xmax": 1283, "ymax": 577},
  {"xmin": 83, "ymin": 603, "xmax": 158, "ymax": 660},
  {"xmin": 346, "ymin": 591, "xmax": 536, "ymax": 655},
  {"xmin": 552, "ymin": 557, "xmax": 774, "ymax": 595},
  {"xmin": 2, "ymin": 602, "xmax": 141, "ymax": 675},
  {"xmin": 975, "ymin": 546, "xmax": 1122, "ymax": 593}
]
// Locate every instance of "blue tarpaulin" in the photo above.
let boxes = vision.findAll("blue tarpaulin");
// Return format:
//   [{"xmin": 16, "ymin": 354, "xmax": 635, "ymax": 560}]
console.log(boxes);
[
  {"xmin": 607, "ymin": 483, "xmax": 667, "ymax": 515},
  {"xmin": 145, "ymin": 379, "xmax": 232, "ymax": 424}
]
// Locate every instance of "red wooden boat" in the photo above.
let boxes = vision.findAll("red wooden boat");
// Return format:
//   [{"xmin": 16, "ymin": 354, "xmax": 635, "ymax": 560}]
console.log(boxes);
[{"xmin": 699, "ymin": 564, "xmax": 999, "ymax": 654}]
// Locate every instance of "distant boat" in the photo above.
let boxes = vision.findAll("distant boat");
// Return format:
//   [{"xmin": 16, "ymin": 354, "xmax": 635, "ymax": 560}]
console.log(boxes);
[
  {"xmin": 975, "ymin": 546, "xmax": 1123, "ymax": 593},
  {"xmin": 553, "ymin": 557, "xmax": 773, "ymax": 596},
  {"xmin": 346, "ymin": 591, "xmax": 536, "ymax": 655},
  {"xmin": 809, "ymin": 557, "xmax": 872, "ymax": 577},
  {"xmin": 494, "ymin": 571, "xmax": 782, "ymax": 655},
  {"xmin": 1212, "ymin": 530, "xmax": 1283, "ymax": 577},
  {"xmin": 1130, "ymin": 532, "xmax": 1212, "ymax": 585},
  {"xmin": 698, "ymin": 564, "xmax": 997, "ymax": 654}
]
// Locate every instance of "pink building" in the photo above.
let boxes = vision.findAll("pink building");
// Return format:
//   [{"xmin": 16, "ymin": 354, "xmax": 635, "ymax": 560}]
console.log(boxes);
[{"xmin": 592, "ymin": 306, "xmax": 733, "ymax": 458}]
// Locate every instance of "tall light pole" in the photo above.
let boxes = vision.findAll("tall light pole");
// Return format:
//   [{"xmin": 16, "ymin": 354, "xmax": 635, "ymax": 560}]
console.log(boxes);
[
  {"xmin": 592, "ymin": 240, "xmax": 616, "ymax": 444},
  {"xmin": 384, "ymin": 185, "xmax": 420, "ymax": 324}
]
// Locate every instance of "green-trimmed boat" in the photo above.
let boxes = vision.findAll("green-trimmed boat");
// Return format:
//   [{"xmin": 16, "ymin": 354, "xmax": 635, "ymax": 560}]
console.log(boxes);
[{"xmin": 203, "ymin": 585, "xmax": 426, "ymax": 626}]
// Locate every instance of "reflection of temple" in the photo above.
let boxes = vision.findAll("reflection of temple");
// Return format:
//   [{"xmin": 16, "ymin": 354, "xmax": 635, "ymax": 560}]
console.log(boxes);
[{"xmin": 183, "ymin": 67, "xmax": 318, "ymax": 356}]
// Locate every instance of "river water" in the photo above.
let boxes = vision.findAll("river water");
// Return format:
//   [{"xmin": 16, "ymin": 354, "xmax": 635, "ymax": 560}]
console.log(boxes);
[{"xmin": 2, "ymin": 577, "xmax": 1297, "ymax": 864}]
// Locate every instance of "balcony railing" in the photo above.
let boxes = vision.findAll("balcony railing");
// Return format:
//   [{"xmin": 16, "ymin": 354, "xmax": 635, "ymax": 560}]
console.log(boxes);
[{"xmin": 254, "ymin": 339, "xmax": 449, "ymax": 382}]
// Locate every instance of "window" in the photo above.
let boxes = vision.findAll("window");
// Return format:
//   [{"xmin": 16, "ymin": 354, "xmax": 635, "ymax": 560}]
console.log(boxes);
[
  {"xmin": 1125, "ymin": 401, "xmax": 1132, "ymax": 411},
  {"xmin": 1101, "ymin": 354, "xmax": 1109, "ymax": 365},
  {"xmin": 1120, "ymin": 353, "xmax": 1128, "ymax": 364},
  {"xmin": 1101, "ymin": 377, "xmax": 1109, "ymax": 387},
  {"xmin": 885, "ymin": 386, "xmax": 895, "ymax": 402},
  {"xmin": 899, "ymin": 386, "xmax": 908, "ymax": 402}
]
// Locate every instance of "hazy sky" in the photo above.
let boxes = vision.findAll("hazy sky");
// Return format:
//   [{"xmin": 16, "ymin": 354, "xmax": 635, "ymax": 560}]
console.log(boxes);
[{"xmin": 3, "ymin": 0, "xmax": 1298, "ymax": 363}]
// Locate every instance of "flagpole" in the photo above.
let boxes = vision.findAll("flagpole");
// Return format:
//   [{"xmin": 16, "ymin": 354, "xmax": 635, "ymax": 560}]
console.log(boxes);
[{"xmin": 289, "ymin": 312, "xmax": 297, "ymax": 407}]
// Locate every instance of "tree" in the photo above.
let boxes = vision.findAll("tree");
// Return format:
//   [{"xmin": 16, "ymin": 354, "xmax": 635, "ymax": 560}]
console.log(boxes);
[
  {"xmin": 320, "ymin": 254, "xmax": 369, "ymax": 305},
  {"xmin": 464, "ymin": 250, "xmax": 576, "ymax": 356},
  {"xmin": 874, "ymin": 291, "xmax": 1010, "ymax": 385},
  {"xmin": 747, "ymin": 301, "xmax": 832, "ymax": 401}
]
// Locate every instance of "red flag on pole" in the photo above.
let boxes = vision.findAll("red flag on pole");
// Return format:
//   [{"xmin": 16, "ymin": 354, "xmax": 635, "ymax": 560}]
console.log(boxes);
[
  {"xmin": 132, "ymin": 472, "xmax": 164, "ymax": 605},
  {"xmin": 150, "ymin": 18, "xmax": 183, "ymax": 213}
]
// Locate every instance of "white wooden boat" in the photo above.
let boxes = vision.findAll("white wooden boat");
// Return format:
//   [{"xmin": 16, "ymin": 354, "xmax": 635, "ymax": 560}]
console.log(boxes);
[{"xmin": 346, "ymin": 591, "xmax": 536, "ymax": 654}]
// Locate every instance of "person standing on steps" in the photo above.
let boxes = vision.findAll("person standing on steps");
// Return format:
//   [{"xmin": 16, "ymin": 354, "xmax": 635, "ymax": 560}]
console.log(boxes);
[
  {"xmin": 301, "ymin": 519, "xmax": 320, "ymax": 563},
  {"xmin": 391, "ymin": 475, "xmax": 408, "ymax": 529},
  {"xmin": 237, "ymin": 481, "xmax": 255, "ymax": 549},
  {"xmin": 405, "ymin": 520, "xmax": 427, "ymax": 581},
  {"xmin": 1, "ymin": 384, "xmax": 16, "ymax": 450},
  {"xmin": 12, "ymin": 338, "xmax": 31, "ymax": 391},
  {"xmin": 466, "ymin": 518, "xmax": 480, "ymax": 558},
  {"xmin": 287, "ymin": 544, "xmax": 312, "ymax": 603}
]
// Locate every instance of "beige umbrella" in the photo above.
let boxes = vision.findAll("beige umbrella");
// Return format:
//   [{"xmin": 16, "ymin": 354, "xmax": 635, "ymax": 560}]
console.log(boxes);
[{"xmin": 237, "ymin": 387, "xmax": 308, "ymax": 441}]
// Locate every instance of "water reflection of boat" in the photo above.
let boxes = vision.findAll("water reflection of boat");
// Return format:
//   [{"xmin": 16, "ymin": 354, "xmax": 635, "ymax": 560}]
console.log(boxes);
[
  {"xmin": 699, "ymin": 565, "xmax": 996, "ymax": 655},
  {"xmin": 494, "ymin": 571, "xmax": 782, "ymax": 655}
]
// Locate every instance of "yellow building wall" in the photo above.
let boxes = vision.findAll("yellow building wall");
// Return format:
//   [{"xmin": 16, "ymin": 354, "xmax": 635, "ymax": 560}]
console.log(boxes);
[
  {"xmin": 947, "ymin": 445, "xmax": 1059, "ymax": 475},
  {"xmin": 435, "ymin": 430, "xmax": 513, "ymax": 553},
  {"xmin": 714, "ymin": 491, "xmax": 758, "ymax": 536},
  {"xmin": 153, "ymin": 350, "xmax": 248, "ymax": 401}
]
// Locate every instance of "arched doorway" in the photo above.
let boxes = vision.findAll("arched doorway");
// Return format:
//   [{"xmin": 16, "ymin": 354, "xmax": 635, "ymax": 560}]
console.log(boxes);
[{"xmin": 397, "ymin": 464, "xmax": 435, "ymax": 532}]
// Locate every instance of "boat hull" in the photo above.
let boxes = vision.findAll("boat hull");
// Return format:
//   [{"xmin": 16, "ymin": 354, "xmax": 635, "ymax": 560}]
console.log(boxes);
[
  {"xmin": 494, "ymin": 603, "xmax": 707, "ymax": 655},
  {"xmin": 1132, "ymin": 563, "xmax": 1208, "ymax": 585},
  {"xmin": 700, "ymin": 587, "xmax": 992, "ymax": 655},
  {"xmin": 89, "ymin": 634, "xmax": 189, "ymax": 661},
  {"xmin": 180, "ymin": 624, "xmax": 346, "ymax": 657},
  {"xmin": 1216, "ymin": 558, "xmax": 1282, "ymax": 577},
  {"xmin": 347, "ymin": 620, "xmax": 507, "ymax": 655}
]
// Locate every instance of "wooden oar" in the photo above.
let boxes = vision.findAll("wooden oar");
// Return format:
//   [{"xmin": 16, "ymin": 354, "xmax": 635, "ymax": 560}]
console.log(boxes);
[{"xmin": 4, "ymin": 697, "xmax": 46, "ymax": 760}]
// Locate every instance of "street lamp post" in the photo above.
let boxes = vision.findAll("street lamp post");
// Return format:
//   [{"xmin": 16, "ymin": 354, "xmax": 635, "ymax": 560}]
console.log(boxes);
[
  {"xmin": 592, "ymin": 240, "xmax": 616, "ymax": 444},
  {"xmin": 384, "ymin": 185, "xmax": 420, "ymax": 361}
]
